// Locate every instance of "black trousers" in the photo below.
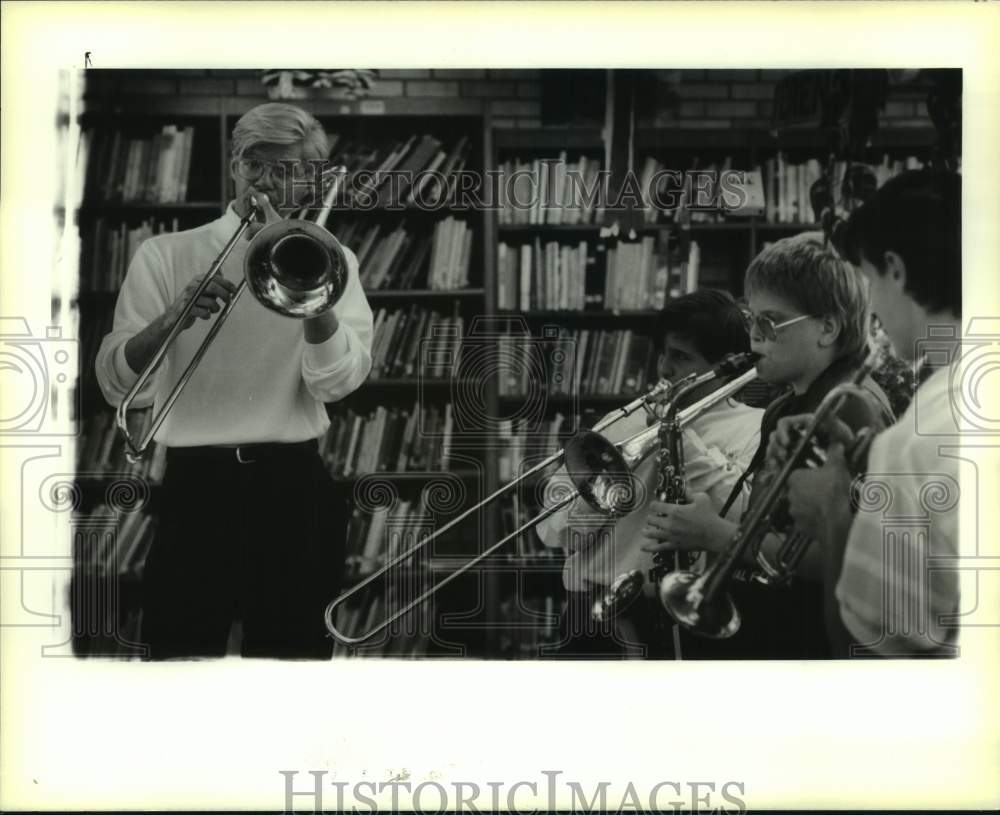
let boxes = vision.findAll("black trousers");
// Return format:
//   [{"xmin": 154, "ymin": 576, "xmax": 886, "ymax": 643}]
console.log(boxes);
[
  {"xmin": 548, "ymin": 590, "xmax": 677, "ymax": 660},
  {"xmin": 719, "ymin": 578, "xmax": 833, "ymax": 659},
  {"xmin": 548, "ymin": 582, "xmax": 830, "ymax": 661},
  {"xmin": 140, "ymin": 442, "xmax": 344, "ymax": 660}
]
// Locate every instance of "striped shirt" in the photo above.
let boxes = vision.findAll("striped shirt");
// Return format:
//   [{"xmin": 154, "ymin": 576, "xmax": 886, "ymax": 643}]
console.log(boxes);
[{"xmin": 836, "ymin": 365, "xmax": 961, "ymax": 656}]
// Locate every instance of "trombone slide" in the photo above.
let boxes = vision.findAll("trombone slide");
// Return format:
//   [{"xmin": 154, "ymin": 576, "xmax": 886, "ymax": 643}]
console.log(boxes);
[
  {"xmin": 323, "ymin": 379, "xmax": 675, "ymax": 646},
  {"xmin": 116, "ymin": 205, "xmax": 260, "ymax": 460}
]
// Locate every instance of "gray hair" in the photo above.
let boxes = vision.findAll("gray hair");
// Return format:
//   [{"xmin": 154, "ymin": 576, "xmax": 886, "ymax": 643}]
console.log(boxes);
[{"xmin": 231, "ymin": 102, "xmax": 329, "ymax": 160}]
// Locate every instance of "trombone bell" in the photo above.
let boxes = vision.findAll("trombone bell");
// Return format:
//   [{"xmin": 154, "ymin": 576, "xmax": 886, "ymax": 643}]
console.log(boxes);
[
  {"xmin": 562, "ymin": 430, "xmax": 638, "ymax": 517},
  {"xmin": 658, "ymin": 571, "xmax": 740, "ymax": 639},
  {"xmin": 245, "ymin": 219, "xmax": 348, "ymax": 318}
]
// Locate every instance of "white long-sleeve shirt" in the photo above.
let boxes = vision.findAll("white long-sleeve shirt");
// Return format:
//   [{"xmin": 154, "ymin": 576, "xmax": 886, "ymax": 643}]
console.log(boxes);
[
  {"xmin": 96, "ymin": 204, "xmax": 373, "ymax": 446},
  {"xmin": 536, "ymin": 397, "xmax": 763, "ymax": 592}
]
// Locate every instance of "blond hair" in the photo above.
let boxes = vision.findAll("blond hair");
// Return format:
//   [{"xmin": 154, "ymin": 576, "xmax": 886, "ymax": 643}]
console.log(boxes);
[
  {"xmin": 231, "ymin": 102, "xmax": 329, "ymax": 160},
  {"xmin": 745, "ymin": 231, "xmax": 871, "ymax": 359}
]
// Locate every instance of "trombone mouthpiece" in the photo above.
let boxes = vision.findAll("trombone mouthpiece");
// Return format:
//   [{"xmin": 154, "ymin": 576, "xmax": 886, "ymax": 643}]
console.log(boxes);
[{"xmin": 714, "ymin": 352, "xmax": 761, "ymax": 378}]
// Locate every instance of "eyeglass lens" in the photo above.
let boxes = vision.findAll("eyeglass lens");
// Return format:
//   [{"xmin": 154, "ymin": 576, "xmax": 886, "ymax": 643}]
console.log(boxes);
[
  {"xmin": 239, "ymin": 158, "xmax": 313, "ymax": 181},
  {"xmin": 745, "ymin": 314, "xmax": 777, "ymax": 341}
]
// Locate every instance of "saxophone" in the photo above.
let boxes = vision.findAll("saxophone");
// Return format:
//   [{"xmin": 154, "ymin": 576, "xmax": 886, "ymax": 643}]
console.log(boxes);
[{"xmin": 591, "ymin": 355, "xmax": 759, "ymax": 624}]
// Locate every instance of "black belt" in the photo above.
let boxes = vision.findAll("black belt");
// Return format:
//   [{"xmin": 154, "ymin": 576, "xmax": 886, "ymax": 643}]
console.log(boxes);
[{"xmin": 166, "ymin": 439, "xmax": 318, "ymax": 465}]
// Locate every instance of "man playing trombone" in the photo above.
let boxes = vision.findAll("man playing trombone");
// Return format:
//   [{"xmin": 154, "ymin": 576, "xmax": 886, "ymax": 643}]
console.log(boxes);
[
  {"xmin": 537, "ymin": 290, "xmax": 763, "ymax": 658},
  {"xmin": 96, "ymin": 103, "xmax": 374, "ymax": 659}
]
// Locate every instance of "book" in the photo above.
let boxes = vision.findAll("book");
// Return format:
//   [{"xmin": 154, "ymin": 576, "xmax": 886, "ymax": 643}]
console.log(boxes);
[{"xmin": 392, "ymin": 134, "xmax": 442, "ymax": 204}]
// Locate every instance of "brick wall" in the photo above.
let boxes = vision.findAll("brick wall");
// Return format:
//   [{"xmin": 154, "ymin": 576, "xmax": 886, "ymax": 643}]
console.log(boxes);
[
  {"xmin": 641, "ymin": 69, "xmax": 931, "ymax": 130},
  {"xmin": 85, "ymin": 68, "xmax": 934, "ymax": 131}
]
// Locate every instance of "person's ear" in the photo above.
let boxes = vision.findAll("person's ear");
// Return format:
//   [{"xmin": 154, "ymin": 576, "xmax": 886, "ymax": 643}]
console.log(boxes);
[
  {"xmin": 817, "ymin": 314, "xmax": 842, "ymax": 349},
  {"xmin": 883, "ymin": 250, "xmax": 907, "ymax": 290}
]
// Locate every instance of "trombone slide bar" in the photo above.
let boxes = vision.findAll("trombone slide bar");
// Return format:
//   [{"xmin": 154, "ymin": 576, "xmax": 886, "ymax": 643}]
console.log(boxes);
[
  {"xmin": 323, "ymin": 378, "xmax": 672, "ymax": 645},
  {"xmin": 591, "ymin": 379, "xmax": 672, "ymax": 433},
  {"xmin": 612, "ymin": 367, "xmax": 759, "ymax": 467},
  {"xmin": 324, "ymin": 491, "xmax": 577, "ymax": 646},
  {"xmin": 115, "ymin": 205, "xmax": 260, "ymax": 460}
]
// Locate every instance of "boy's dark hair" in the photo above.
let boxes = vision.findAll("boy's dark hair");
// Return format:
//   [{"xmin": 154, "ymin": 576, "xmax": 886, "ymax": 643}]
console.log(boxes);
[
  {"xmin": 840, "ymin": 169, "xmax": 961, "ymax": 315},
  {"xmin": 656, "ymin": 289, "xmax": 750, "ymax": 363}
]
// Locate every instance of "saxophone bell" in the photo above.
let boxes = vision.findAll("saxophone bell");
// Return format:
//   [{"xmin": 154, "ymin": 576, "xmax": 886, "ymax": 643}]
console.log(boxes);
[{"xmin": 591, "ymin": 569, "xmax": 645, "ymax": 623}]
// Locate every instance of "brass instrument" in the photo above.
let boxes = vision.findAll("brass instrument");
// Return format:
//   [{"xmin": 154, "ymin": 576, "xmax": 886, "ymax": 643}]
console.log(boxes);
[
  {"xmin": 115, "ymin": 168, "xmax": 350, "ymax": 461},
  {"xmin": 659, "ymin": 352, "xmax": 880, "ymax": 639},
  {"xmin": 592, "ymin": 360, "xmax": 761, "ymax": 624},
  {"xmin": 323, "ymin": 377, "xmax": 678, "ymax": 645}
]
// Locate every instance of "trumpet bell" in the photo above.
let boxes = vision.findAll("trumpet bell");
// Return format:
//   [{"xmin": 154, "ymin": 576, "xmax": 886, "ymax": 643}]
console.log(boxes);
[
  {"xmin": 659, "ymin": 571, "xmax": 740, "ymax": 639},
  {"xmin": 245, "ymin": 219, "xmax": 348, "ymax": 318},
  {"xmin": 563, "ymin": 430, "xmax": 638, "ymax": 516}
]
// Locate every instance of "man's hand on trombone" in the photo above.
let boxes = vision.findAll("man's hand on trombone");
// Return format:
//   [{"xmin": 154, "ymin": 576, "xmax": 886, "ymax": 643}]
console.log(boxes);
[
  {"xmin": 125, "ymin": 272, "xmax": 238, "ymax": 373},
  {"xmin": 244, "ymin": 189, "xmax": 283, "ymax": 240},
  {"xmin": 166, "ymin": 274, "xmax": 239, "ymax": 331}
]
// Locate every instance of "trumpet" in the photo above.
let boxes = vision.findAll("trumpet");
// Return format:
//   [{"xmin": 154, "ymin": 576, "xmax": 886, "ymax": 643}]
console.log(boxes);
[
  {"xmin": 115, "ymin": 168, "xmax": 349, "ymax": 460},
  {"xmin": 592, "ymin": 358, "xmax": 761, "ymax": 623},
  {"xmin": 323, "ymin": 376, "xmax": 677, "ymax": 645},
  {"xmin": 659, "ymin": 351, "xmax": 880, "ymax": 639}
]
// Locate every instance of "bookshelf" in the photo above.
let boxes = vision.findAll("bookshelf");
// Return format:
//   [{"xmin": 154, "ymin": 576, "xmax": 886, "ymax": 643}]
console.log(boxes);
[{"xmin": 71, "ymin": 76, "xmax": 938, "ymax": 660}]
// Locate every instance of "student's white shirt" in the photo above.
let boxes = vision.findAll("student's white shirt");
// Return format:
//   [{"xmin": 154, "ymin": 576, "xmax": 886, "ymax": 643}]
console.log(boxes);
[
  {"xmin": 536, "ymin": 397, "xmax": 763, "ymax": 592},
  {"xmin": 96, "ymin": 204, "xmax": 374, "ymax": 447},
  {"xmin": 836, "ymin": 365, "xmax": 961, "ymax": 655}
]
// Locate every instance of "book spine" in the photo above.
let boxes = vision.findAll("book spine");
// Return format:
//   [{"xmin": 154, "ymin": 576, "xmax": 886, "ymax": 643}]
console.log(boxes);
[{"xmin": 177, "ymin": 126, "xmax": 194, "ymax": 202}]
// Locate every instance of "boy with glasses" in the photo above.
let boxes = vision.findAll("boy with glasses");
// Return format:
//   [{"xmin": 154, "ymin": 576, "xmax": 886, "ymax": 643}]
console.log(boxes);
[
  {"xmin": 641, "ymin": 232, "xmax": 894, "ymax": 658},
  {"xmin": 96, "ymin": 103, "xmax": 373, "ymax": 659}
]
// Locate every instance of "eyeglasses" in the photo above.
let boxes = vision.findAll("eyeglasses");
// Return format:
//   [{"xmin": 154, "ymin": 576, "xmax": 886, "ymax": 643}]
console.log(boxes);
[
  {"xmin": 234, "ymin": 156, "xmax": 315, "ymax": 182},
  {"xmin": 744, "ymin": 311, "xmax": 811, "ymax": 341}
]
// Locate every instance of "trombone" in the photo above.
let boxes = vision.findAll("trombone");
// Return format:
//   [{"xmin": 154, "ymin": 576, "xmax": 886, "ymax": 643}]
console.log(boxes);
[
  {"xmin": 659, "ymin": 351, "xmax": 880, "ymax": 639},
  {"xmin": 323, "ymin": 378, "xmax": 676, "ymax": 645},
  {"xmin": 115, "ymin": 167, "xmax": 350, "ymax": 460},
  {"xmin": 324, "ymin": 351, "xmax": 760, "ymax": 646}
]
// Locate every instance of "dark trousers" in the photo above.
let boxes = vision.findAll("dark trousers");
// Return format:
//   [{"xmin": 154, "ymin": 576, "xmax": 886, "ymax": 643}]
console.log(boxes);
[
  {"xmin": 720, "ymin": 579, "xmax": 833, "ymax": 659},
  {"xmin": 549, "ymin": 590, "xmax": 677, "ymax": 660},
  {"xmin": 548, "ymin": 581, "xmax": 831, "ymax": 660},
  {"xmin": 656, "ymin": 577, "xmax": 833, "ymax": 660},
  {"xmin": 140, "ymin": 442, "xmax": 344, "ymax": 660}
]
